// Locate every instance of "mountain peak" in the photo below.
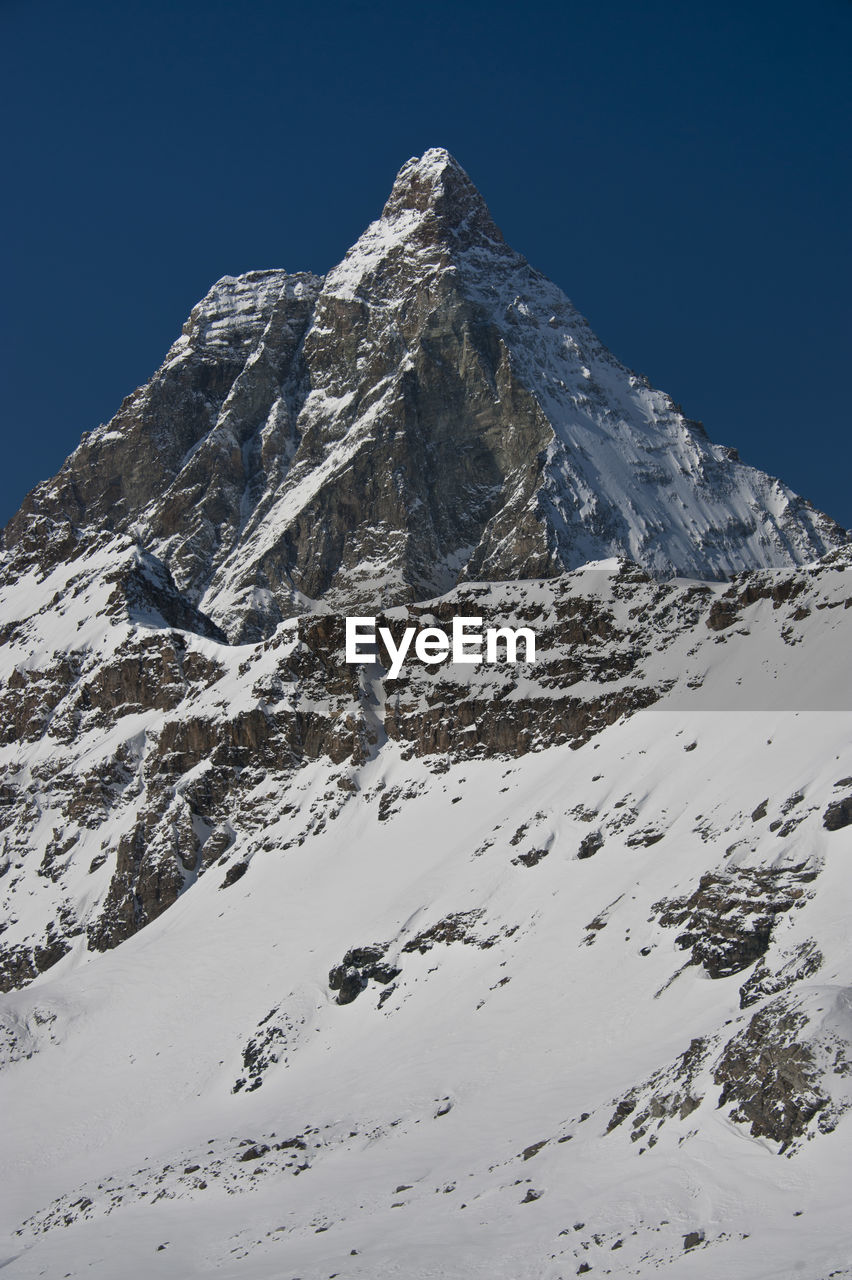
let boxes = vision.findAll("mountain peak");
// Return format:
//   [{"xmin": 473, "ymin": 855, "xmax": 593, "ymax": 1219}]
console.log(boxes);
[
  {"xmin": 3, "ymin": 148, "xmax": 847, "ymax": 641},
  {"xmin": 380, "ymin": 147, "xmax": 504, "ymax": 242}
]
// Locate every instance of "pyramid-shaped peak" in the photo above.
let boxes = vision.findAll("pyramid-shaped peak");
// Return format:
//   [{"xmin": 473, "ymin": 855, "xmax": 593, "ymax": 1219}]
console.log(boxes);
[
  {"xmin": 381, "ymin": 147, "xmax": 504, "ymax": 242},
  {"xmin": 392, "ymin": 146, "xmax": 466, "ymax": 188}
]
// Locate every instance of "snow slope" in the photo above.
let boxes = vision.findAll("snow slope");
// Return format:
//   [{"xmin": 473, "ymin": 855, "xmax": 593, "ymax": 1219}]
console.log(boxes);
[
  {"xmin": 0, "ymin": 548, "xmax": 850, "ymax": 1278},
  {"xmin": 1, "ymin": 705, "xmax": 851, "ymax": 1279}
]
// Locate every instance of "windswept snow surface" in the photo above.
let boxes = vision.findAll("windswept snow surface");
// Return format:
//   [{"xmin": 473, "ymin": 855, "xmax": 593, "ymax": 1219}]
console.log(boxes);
[{"xmin": 1, "ymin": 651, "xmax": 851, "ymax": 1275}]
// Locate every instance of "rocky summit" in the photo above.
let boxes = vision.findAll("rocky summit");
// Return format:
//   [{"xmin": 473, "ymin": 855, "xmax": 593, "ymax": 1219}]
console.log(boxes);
[
  {"xmin": 2, "ymin": 148, "xmax": 846, "ymax": 641},
  {"xmin": 0, "ymin": 151, "xmax": 851, "ymax": 1280}
]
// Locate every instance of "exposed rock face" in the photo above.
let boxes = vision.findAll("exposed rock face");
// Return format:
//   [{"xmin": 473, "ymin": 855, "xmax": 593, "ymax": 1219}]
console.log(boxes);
[
  {"xmin": 3, "ymin": 150, "xmax": 846, "ymax": 641},
  {"xmin": 3, "ymin": 272, "xmax": 322, "ymax": 617},
  {"xmin": 713, "ymin": 997, "xmax": 834, "ymax": 1150},
  {"xmin": 823, "ymin": 794, "xmax": 852, "ymax": 831},
  {"xmin": 606, "ymin": 1035, "xmax": 709, "ymax": 1141},
  {"xmin": 605, "ymin": 987, "xmax": 852, "ymax": 1155},
  {"xmin": 328, "ymin": 945, "xmax": 401, "ymax": 1005},
  {"xmin": 653, "ymin": 864, "xmax": 818, "ymax": 979},
  {"xmin": 738, "ymin": 939, "xmax": 824, "ymax": 1009}
]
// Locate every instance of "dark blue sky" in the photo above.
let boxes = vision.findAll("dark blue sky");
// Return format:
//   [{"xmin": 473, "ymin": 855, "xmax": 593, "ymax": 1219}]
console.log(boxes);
[{"xmin": 2, "ymin": 0, "xmax": 850, "ymax": 527}]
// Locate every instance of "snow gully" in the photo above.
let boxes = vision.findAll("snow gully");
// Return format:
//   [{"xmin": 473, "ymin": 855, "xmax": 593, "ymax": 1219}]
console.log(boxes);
[{"xmin": 345, "ymin": 616, "xmax": 536, "ymax": 679}]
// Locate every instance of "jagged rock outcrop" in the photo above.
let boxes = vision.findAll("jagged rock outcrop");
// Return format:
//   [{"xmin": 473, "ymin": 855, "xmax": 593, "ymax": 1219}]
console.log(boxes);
[
  {"xmin": 653, "ymin": 864, "xmax": 818, "ymax": 979},
  {"xmin": 605, "ymin": 988, "xmax": 852, "ymax": 1155},
  {"xmin": 713, "ymin": 996, "xmax": 839, "ymax": 1150}
]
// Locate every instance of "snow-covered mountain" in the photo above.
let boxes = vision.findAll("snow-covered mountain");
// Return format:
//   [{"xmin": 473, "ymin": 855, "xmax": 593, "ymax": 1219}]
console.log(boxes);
[
  {"xmin": 3, "ymin": 149, "xmax": 846, "ymax": 641},
  {"xmin": 0, "ymin": 151, "xmax": 851, "ymax": 1280}
]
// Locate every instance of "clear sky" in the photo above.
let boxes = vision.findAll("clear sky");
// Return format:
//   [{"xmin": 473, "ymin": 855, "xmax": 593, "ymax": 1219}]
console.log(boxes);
[{"xmin": 2, "ymin": 0, "xmax": 850, "ymax": 527}]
